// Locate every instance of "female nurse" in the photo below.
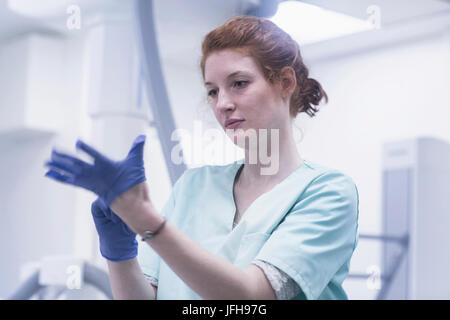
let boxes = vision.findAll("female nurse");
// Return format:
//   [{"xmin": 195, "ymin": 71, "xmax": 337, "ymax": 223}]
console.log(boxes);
[{"xmin": 44, "ymin": 16, "xmax": 359, "ymax": 300}]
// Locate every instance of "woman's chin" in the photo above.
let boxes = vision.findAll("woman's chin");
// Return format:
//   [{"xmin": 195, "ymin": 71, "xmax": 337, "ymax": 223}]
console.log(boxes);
[{"xmin": 226, "ymin": 127, "xmax": 256, "ymax": 148}]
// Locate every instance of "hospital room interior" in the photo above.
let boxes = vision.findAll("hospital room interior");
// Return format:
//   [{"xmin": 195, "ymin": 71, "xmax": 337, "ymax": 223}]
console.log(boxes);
[{"xmin": 1, "ymin": 0, "xmax": 449, "ymax": 300}]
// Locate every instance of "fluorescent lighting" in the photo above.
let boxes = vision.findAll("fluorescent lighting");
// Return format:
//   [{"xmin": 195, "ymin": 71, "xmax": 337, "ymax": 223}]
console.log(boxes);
[{"xmin": 270, "ymin": 1, "xmax": 375, "ymax": 45}]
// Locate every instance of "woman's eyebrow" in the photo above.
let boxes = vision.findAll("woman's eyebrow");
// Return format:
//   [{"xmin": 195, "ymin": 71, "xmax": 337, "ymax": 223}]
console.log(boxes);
[{"xmin": 204, "ymin": 71, "xmax": 250, "ymax": 86}]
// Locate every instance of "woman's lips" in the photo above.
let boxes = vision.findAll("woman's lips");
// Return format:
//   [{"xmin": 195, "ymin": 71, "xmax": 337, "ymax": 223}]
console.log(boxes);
[{"xmin": 226, "ymin": 120, "xmax": 244, "ymax": 129}]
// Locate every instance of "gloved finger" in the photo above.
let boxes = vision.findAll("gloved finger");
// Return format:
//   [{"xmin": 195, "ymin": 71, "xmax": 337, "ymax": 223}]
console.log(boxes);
[
  {"xmin": 44, "ymin": 169, "xmax": 75, "ymax": 184},
  {"xmin": 91, "ymin": 199, "xmax": 106, "ymax": 217},
  {"xmin": 75, "ymin": 139, "xmax": 104, "ymax": 160},
  {"xmin": 44, "ymin": 160, "xmax": 81, "ymax": 175},
  {"xmin": 91, "ymin": 199, "xmax": 121, "ymax": 223},
  {"xmin": 126, "ymin": 135, "xmax": 146, "ymax": 159},
  {"xmin": 51, "ymin": 149, "xmax": 88, "ymax": 167},
  {"xmin": 98, "ymin": 200, "xmax": 121, "ymax": 223},
  {"xmin": 120, "ymin": 221, "xmax": 135, "ymax": 236},
  {"xmin": 109, "ymin": 210, "xmax": 122, "ymax": 224}
]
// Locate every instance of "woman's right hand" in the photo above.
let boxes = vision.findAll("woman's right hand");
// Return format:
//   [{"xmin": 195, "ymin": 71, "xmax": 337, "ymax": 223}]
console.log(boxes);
[{"xmin": 91, "ymin": 197, "xmax": 138, "ymax": 262}]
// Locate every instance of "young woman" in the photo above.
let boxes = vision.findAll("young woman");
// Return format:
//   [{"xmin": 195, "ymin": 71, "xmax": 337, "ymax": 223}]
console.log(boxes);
[{"xmin": 45, "ymin": 16, "xmax": 359, "ymax": 300}]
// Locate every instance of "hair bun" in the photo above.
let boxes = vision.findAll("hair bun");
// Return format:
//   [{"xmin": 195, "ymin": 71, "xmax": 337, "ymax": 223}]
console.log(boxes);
[{"xmin": 296, "ymin": 78, "xmax": 329, "ymax": 118}]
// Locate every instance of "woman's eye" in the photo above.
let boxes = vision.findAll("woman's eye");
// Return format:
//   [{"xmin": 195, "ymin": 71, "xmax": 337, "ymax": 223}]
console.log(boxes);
[
  {"xmin": 207, "ymin": 81, "xmax": 247, "ymax": 98},
  {"xmin": 234, "ymin": 81, "xmax": 247, "ymax": 88},
  {"xmin": 207, "ymin": 89, "xmax": 217, "ymax": 97}
]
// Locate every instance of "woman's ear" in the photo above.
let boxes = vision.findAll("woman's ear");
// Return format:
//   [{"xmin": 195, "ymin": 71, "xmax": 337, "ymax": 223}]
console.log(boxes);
[{"xmin": 279, "ymin": 66, "xmax": 297, "ymax": 99}]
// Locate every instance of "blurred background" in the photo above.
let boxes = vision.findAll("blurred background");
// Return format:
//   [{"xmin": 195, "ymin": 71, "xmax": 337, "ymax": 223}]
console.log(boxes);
[{"xmin": 0, "ymin": 0, "xmax": 449, "ymax": 299}]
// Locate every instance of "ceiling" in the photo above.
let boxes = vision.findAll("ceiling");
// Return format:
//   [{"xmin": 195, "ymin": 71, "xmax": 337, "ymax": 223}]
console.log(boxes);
[
  {"xmin": 0, "ymin": 0, "xmax": 244, "ymax": 64},
  {"xmin": 0, "ymin": 0, "xmax": 449, "ymax": 64},
  {"xmin": 0, "ymin": 0, "xmax": 243, "ymax": 39}
]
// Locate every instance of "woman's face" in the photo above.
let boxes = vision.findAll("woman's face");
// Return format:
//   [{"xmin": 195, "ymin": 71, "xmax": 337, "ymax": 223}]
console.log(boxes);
[{"xmin": 204, "ymin": 49, "xmax": 289, "ymax": 147}]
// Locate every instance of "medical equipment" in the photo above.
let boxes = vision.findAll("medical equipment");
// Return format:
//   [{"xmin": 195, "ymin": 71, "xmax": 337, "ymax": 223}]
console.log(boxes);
[
  {"xmin": 7, "ymin": 256, "xmax": 113, "ymax": 300},
  {"xmin": 347, "ymin": 136, "xmax": 450, "ymax": 299},
  {"xmin": 381, "ymin": 136, "xmax": 450, "ymax": 299},
  {"xmin": 134, "ymin": 0, "xmax": 187, "ymax": 184}
]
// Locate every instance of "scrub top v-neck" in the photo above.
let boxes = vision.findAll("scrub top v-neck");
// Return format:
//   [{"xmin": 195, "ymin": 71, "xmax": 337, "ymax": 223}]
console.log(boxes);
[
  {"xmin": 231, "ymin": 160, "xmax": 244, "ymax": 230},
  {"xmin": 231, "ymin": 160, "xmax": 304, "ymax": 230},
  {"xmin": 137, "ymin": 158, "xmax": 359, "ymax": 300}
]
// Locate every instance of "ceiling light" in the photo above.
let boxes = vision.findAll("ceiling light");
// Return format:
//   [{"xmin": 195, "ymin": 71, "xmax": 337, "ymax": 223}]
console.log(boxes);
[{"xmin": 270, "ymin": 1, "xmax": 376, "ymax": 45}]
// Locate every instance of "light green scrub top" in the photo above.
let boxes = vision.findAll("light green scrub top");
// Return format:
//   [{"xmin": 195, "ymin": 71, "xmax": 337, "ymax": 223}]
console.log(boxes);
[{"xmin": 137, "ymin": 159, "xmax": 359, "ymax": 300}]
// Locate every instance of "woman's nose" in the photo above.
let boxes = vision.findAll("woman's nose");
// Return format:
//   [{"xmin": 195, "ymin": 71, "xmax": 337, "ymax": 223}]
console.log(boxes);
[{"xmin": 216, "ymin": 90, "xmax": 235, "ymax": 112}]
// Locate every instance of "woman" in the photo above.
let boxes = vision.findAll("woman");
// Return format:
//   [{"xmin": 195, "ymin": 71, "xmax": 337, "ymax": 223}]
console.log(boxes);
[{"xmin": 45, "ymin": 16, "xmax": 359, "ymax": 300}]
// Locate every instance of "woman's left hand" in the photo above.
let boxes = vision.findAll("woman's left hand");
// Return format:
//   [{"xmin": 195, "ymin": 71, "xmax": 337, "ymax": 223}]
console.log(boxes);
[{"xmin": 44, "ymin": 134, "xmax": 148, "ymax": 207}]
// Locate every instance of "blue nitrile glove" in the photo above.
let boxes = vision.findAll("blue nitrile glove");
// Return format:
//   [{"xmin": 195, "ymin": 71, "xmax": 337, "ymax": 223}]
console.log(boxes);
[
  {"xmin": 91, "ymin": 197, "xmax": 137, "ymax": 261},
  {"xmin": 44, "ymin": 135, "xmax": 147, "ymax": 206}
]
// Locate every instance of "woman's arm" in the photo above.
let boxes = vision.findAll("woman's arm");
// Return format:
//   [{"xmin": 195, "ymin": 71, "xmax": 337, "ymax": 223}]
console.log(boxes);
[
  {"xmin": 111, "ymin": 182, "xmax": 276, "ymax": 300},
  {"xmin": 106, "ymin": 258, "xmax": 157, "ymax": 300},
  {"xmin": 144, "ymin": 218, "xmax": 276, "ymax": 300}
]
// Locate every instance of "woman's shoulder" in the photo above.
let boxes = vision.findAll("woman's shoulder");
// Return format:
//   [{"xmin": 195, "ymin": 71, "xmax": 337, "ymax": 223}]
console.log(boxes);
[
  {"xmin": 290, "ymin": 160, "xmax": 359, "ymax": 221},
  {"xmin": 301, "ymin": 159, "xmax": 358, "ymax": 196},
  {"xmin": 302, "ymin": 159, "xmax": 354, "ymax": 179},
  {"xmin": 302, "ymin": 161, "xmax": 359, "ymax": 209}
]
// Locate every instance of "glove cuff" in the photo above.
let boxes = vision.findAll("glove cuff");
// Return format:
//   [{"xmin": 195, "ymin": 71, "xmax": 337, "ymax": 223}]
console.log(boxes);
[{"xmin": 103, "ymin": 173, "xmax": 147, "ymax": 207}]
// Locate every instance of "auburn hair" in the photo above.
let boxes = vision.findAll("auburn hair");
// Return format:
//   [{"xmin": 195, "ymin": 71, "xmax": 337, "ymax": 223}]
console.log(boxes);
[{"xmin": 200, "ymin": 16, "xmax": 328, "ymax": 118}]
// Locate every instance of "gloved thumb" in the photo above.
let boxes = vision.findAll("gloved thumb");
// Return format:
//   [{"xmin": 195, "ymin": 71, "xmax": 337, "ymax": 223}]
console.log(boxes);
[
  {"xmin": 126, "ymin": 135, "xmax": 146, "ymax": 160},
  {"xmin": 91, "ymin": 197, "xmax": 121, "ymax": 223}
]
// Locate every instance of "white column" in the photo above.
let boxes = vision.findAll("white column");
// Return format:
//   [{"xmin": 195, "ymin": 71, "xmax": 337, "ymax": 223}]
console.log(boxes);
[{"xmin": 74, "ymin": 15, "xmax": 152, "ymax": 268}]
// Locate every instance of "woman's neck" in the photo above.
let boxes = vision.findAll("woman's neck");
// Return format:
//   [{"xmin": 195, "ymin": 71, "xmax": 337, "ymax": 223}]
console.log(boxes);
[{"xmin": 239, "ymin": 127, "xmax": 303, "ymax": 187}]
